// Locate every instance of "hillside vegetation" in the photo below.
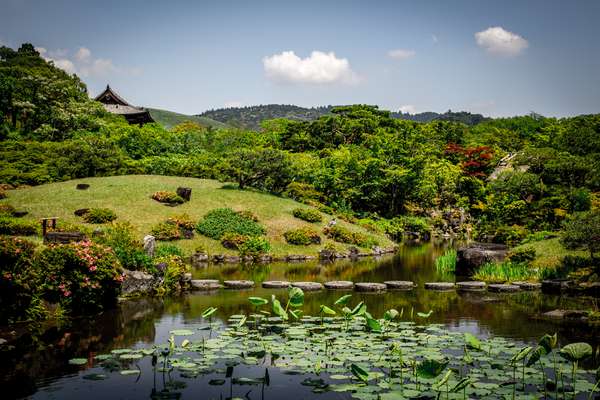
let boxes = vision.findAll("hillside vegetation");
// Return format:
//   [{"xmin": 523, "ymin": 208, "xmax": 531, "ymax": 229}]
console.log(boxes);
[
  {"xmin": 148, "ymin": 108, "xmax": 227, "ymax": 130},
  {"xmin": 3, "ymin": 175, "xmax": 393, "ymax": 256}
]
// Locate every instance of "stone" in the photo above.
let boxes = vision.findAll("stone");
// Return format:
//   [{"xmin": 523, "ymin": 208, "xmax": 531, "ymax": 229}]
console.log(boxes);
[
  {"xmin": 44, "ymin": 231, "xmax": 85, "ymax": 244},
  {"xmin": 456, "ymin": 281, "xmax": 487, "ymax": 292},
  {"xmin": 348, "ymin": 247, "xmax": 360, "ymax": 257},
  {"xmin": 324, "ymin": 281, "xmax": 354, "ymax": 290},
  {"xmin": 12, "ymin": 211, "xmax": 28, "ymax": 218},
  {"xmin": 355, "ymin": 282, "xmax": 387, "ymax": 292},
  {"xmin": 76, "ymin": 183, "xmax": 90, "ymax": 190},
  {"xmin": 143, "ymin": 235, "xmax": 156, "ymax": 258},
  {"xmin": 456, "ymin": 243, "xmax": 508, "ymax": 275},
  {"xmin": 541, "ymin": 279, "xmax": 572, "ymax": 294},
  {"xmin": 262, "ymin": 280, "xmax": 291, "ymax": 288},
  {"xmin": 512, "ymin": 281, "xmax": 542, "ymax": 291},
  {"xmin": 372, "ymin": 246, "xmax": 383, "ymax": 255},
  {"xmin": 190, "ymin": 279, "xmax": 221, "ymax": 291},
  {"xmin": 223, "ymin": 280, "xmax": 255, "ymax": 289},
  {"xmin": 319, "ymin": 249, "xmax": 335, "ymax": 260},
  {"xmin": 191, "ymin": 252, "xmax": 209, "ymax": 265},
  {"xmin": 541, "ymin": 309, "xmax": 588, "ymax": 322},
  {"xmin": 212, "ymin": 254, "xmax": 225, "ymax": 263},
  {"xmin": 291, "ymin": 282, "xmax": 324, "ymax": 291},
  {"xmin": 258, "ymin": 255, "xmax": 273, "ymax": 263},
  {"xmin": 425, "ymin": 282, "xmax": 455, "ymax": 290},
  {"xmin": 580, "ymin": 282, "xmax": 600, "ymax": 297},
  {"xmin": 488, "ymin": 284, "xmax": 520, "ymax": 293},
  {"xmin": 384, "ymin": 281, "xmax": 415, "ymax": 290},
  {"xmin": 121, "ymin": 269, "xmax": 156, "ymax": 295},
  {"xmin": 224, "ymin": 255, "xmax": 241, "ymax": 263},
  {"xmin": 286, "ymin": 255, "xmax": 307, "ymax": 261},
  {"xmin": 182, "ymin": 273, "xmax": 192, "ymax": 282},
  {"xmin": 176, "ymin": 187, "xmax": 192, "ymax": 201},
  {"xmin": 74, "ymin": 208, "xmax": 90, "ymax": 217}
]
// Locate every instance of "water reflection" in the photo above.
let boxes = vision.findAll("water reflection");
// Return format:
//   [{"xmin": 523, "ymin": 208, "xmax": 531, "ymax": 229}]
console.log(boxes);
[{"xmin": 2, "ymin": 242, "xmax": 599, "ymax": 399}]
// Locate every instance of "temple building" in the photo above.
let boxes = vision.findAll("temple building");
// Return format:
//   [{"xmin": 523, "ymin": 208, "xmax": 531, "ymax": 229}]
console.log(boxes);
[{"xmin": 94, "ymin": 85, "xmax": 154, "ymax": 125}]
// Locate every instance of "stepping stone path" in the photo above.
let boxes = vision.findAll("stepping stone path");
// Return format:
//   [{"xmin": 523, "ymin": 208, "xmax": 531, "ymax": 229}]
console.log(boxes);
[
  {"xmin": 223, "ymin": 280, "xmax": 255, "ymax": 289},
  {"xmin": 261, "ymin": 280, "xmax": 290, "ymax": 289},
  {"xmin": 425, "ymin": 282, "xmax": 455, "ymax": 290},
  {"xmin": 488, "ymin": 284, "xmax": 520, "ymax": 293},
  {"xmin": 291, "ymin": 282, "xmax": 324, "ymax": 291},
  {"xmin": 355, "ymin": 282, "xmax": 387, "ymax": 292},
  {"xmin": 190, "ymin": 279, "xmax": 221, "ymax": 291},
  {"xmin": 512, "ymin": 281, "xmax": 542, "ymax": 290},
  {"xmin": 456, "ymin": 281, "xmax": 487, "ymax": 292},
  {"xmin": 384, "ymin": 281, "xmax": 415, "ymax": 290},
  {"xmin": 324, "ymin": 281, "xmax": 354, "ymax": 290}
]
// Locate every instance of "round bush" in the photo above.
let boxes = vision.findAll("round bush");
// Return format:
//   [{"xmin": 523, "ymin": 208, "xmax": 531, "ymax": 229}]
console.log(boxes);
[
  {"xmin": 0, "ymin": 216, "xmax": 38, "ymax": 235},
  {"xmin": 239, "ymin": 236, "xmax": 271, "ymax": 257},
  {"xmin": 196, "ymin": 208, "xmax": 266, "ymax": 239},
  {"xmin": 151, "ymin": 221, "xmax": 181, "ymax": 241},
  {"xmin": 0, "ymin": 236, "xmax": 38, "ymax": 323},
  {"xmin": 151, "ymin": 191, "xmax": 185, "ymax": 205},
  {"xmin": 292, "ymin": 208, "xmax": 322, "ymax": 223},
  {"xmin": 284, "ymin": 228, "xmax": 321, "ymax": 245},
  {"xmin": 323, "ymin": 225, "xmax": 378, "ymax": 247},
  {"xmin": 83, "ymin": 208, "xmax": 117, "ymax": 224},
  {"xmin": 221, "ymin": 232, "xmax": 249, "ymax": 249}
]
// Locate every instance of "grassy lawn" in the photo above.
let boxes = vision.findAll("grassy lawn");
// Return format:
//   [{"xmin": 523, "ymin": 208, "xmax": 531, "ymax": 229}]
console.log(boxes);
[
  {"xmin": 2, "ymin": 175, "xmax": 393, "ymax": 257},
  {"xmin": 514, "ymin": 237, "xmax": 588, "ymax": 269}
]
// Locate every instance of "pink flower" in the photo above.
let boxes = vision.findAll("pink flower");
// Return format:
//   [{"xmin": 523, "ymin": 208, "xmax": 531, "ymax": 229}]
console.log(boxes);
[
  {"xmin": 63, "ymin": 290, "xmax": 71, "ymax": 297},
  {"xmin": 89, "ymin": 265, "xmax": 97, "ymax": 272}
]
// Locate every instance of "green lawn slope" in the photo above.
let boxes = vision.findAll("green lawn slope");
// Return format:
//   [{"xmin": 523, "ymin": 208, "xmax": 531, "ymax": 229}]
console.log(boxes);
[
  {"xmin": 148, "ymin": 108, "xmax": 228, "ymax": 130},
  {"xmin": 4, "ymin": 175, "xmax": 393, "ymax": 257}
]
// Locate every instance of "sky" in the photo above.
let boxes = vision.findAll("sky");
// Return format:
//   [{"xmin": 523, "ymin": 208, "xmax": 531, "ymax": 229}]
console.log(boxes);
[{"xmin": 1, "ymin": 0, "xmax": 599, "ymax": 117}]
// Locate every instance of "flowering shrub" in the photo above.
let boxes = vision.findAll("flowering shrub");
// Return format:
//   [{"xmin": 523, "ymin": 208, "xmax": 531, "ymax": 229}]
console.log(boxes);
[
  {"xmin": 151, "ymin": 191, "xmax": 184, "ymax": 205},
  {"xmin": 36, "ymin": 240, "xmax": 123, "ymax": 313},
  {"xmin": 0, "ymin": 236, "xmax": 38, "ymax": 323},
  {"xmin": 82, "ymin": 208, "xmax": 117, "ymax": 224},
  {"xmin": 151, "ymin": 221, "xmax": 181, "ymax": 241},
  {"xmin": 221, "ymin": 232, "xmax": 249, "ymax": 249},
  {"xmin": 97, "ymin": 222, "xmax": 151, "ymax": 271},
  {"xmin": 154, "ymin": 255, "xmax": 189, "ymax": 294},
  {"xmin": 292, "ymin": 208, "xmax": 322, "ymax": 223}
]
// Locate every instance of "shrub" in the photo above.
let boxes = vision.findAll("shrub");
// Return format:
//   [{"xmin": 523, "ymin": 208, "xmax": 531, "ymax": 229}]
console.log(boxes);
[
  {"xmin": 508, "ymin": 246, "xmax": 536, "ymax": 264},
  {"xmin": 0, "ymin": 190, "xmax": 6, "ymax": 199},
  {"xmin": 155, "ymin": 244, "xmax": 184, "ymax": 258},
  {"xmin": 493, "ymin": 224, "xmax": 528, "ymax": 246},
  {"xmin": 97, "ymin": 222, "xmax": 151, "ymax": 272},
  {"xmin": 167, "ymin": 214, "xmax": 195, "ymax": 231},
  {"xmin": 236, "ymin": 210, "xmax": 259, "ymax": 222},
  {"xmin": 399, "ymin": 216, "xmax": 432, "ymax": 237},
  {"xmin": 292, "ymin": 208, "xmax": 322, "ymax": 223},
  {"xmin": 151, "ymin": 191, "xmax": 184, "ymax": 205},
  {"xmin": 0, "ymin": 204, "xmax": 16, "ymax": 216},
  {"xmin": 154, "ymin": 255, "xmax": 189, "ymax": 294},
  {"xmin": 36, "ymin": 241, "xmax": 123, "ymax": 313},
  {"xmin": 221, "ymin": 232, "xmax": 249, "ymax": 249},
  {"xmin": 83, "ymin": 208, "xmax": 117, "ymax": 224},
  {"xmin": 151, "ymin": 221, "xmax": 181, "ymax": 241},
  {"xmin": 0, "ymin": 216, "xmax": 37, "ymax": 235},
  {"xmin": 561, "ymin": 210, "xmax": 600, "ymax": 260},
  {"xmin": 323, "ymin": 225, "xmax": 378, "ymax": 247},
  {"xmin": 238, "ymin": 236, "xmax": 271, "ymax": 258},
  {"xmin": 284, "ymin": 228, "xmax": 321, "ymax": 245},
  {"xmin": 0, "ymin": 236, "xmax": 38, "ymax": 323},
  {"xmin": 196, "ymin": 208, "xmax": 266, "ymax": 239},
  {"xmin": 285, "ymin": 182, "xmax": 322, "ymax": 202}
]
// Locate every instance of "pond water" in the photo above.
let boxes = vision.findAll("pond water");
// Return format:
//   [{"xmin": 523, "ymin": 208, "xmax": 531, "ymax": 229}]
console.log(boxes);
[{"xmin": 2, "ymin": 242, "xmax": 599, "ymax": 399}]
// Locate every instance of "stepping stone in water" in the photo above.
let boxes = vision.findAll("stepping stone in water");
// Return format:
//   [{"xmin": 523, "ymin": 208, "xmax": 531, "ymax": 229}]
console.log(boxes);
[
  {"xmin": 324, "ymin": 281, "xmax": 354, "ymax": 290},
  {"xmin": 511, "ymin": 281, "xmax": 541, "ymax": 290},
  {"xmin": 223, "ymin": 280, "xmax": 255, "ymax": 289},
  {"xmin": 425, "ymin": 282, "xmax": 455, "ymax": 290},
  {"xmin": 355, "ymin": 282, "xmax": 387, "ymax": 292},
  {"xmin": 291, "ymin": 282, "xmax": 324, "ymax": 291},
  {"xmin": 488, "ymin": 284, "xmax": 520, "ymax": 293},
  {"xmin": 262, "ymin": 280, "xmax": 290, "ymax": 289},
  {"xmin": 456, "ymin": 281, "xmax": 487, "ymax": 292},
  {"xmin": 384, "ymin": 281, "xmax": 415, "ymax": 290},
  {"xmin": 190, "ymin": 279, "xmax": 221, "ymax": 291}
]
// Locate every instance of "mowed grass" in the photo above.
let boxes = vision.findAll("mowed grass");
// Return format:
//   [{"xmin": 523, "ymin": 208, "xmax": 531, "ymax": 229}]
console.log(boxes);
[
  {"xmin": 3, "ymin": 175, "xmax": 393, "ymax": 256},
  {"xmin": 513, "ymin": 237, "xmax": 588, "ymax": 269}
]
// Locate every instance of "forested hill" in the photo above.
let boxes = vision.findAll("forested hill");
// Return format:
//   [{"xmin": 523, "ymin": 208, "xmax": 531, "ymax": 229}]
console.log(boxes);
[{"xmin": 198, "ymin": 105, "xmax": 488, "ymax": 130}]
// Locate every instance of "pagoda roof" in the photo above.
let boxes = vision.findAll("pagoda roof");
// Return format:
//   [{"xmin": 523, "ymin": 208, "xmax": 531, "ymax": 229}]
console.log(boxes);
[{"xmin": 94, "ymin": 85, "xmax": 154, "ymax": 125}]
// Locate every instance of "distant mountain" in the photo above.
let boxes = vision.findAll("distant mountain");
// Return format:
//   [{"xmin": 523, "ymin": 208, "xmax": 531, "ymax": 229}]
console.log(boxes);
[
  {"xmin": 148, "ymin": 108, "xmax": 227, "ymax": 130},
  {"xmin": 197, "ymin": 105, "xmax": 489, "ymax": 130}
]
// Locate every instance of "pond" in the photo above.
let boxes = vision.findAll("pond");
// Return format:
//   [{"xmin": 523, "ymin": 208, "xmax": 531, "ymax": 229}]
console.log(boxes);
[{"xmin": 2, "ymin": 242, "xmax": 599, "ymax": 399}]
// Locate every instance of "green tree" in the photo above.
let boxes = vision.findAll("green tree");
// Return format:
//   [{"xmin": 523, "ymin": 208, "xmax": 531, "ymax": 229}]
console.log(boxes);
[{"xmin": 561, "ymin": 211, "xmax": 600, "ymax": 261}]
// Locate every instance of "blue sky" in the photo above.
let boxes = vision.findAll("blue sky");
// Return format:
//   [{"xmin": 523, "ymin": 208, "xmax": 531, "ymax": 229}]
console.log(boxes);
[{"xmin": 2, "ymin": 0, "xmax": 599, "ymax": 116}]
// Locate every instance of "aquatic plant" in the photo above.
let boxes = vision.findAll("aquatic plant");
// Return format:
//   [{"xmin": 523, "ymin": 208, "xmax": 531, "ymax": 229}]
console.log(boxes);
[
  {"xmin": 473, "ymin": 260, "xmax": 539, "ymax": 283},
  {"xmin": 434, "ymin": 249, "xmax": 457, "ymax": 275}
]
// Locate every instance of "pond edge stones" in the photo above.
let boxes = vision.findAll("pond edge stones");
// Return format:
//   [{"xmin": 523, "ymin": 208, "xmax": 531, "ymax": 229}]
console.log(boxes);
[
  {"xmin": 324, "ymin": 281, "xmax": 354, "ymax": 290},
  {"xmin": 223, "ymin": 280, "xmax": 255, "ymax": 289},
  {"xmin": 355, "ymin": 282, "xmax": 387, "ymax": 292},
  {"xmin": 425, "ymin": 282, "xmax": 455, "ymax": 291},
  {"xmin": 190, "ymin": 279, "xmax": 222, "ymax": 291},
  {"xmin": 291, "ymin": 282, "xmax": 324, "ymax": 291},
  {"xmin": 456, "ymin": 281, "xmax": 487, "ymax": 292},
  {"xmin": 262, "ymin": 280, "xmax": 291, "ymax": 289},
  {"xmin": 488, "ymin": 284, "xmax": 520, "ymax": 293},
  {"xmin": 384, "ymin": 281, "xmax": 415, "ymax": 290},
  {"xmin": 512, "ymin": 281, "xmax": 542, "ymax": 290}
]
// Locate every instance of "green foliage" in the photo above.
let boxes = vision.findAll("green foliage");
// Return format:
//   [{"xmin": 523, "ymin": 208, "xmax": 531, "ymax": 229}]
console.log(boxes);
[
  {"xmin": 561, "ymin": 210, "xmax": 600, "ymax": 259},
  {"xmin": 398, "ymin": 216, "xmax": 432, "ymax": 236},
  {"xmin": 0, "ymin": 236, "xmax": 38, "ymax": 323},
  {"xmin": 154, "ymin": 255, "xmax": 189, "ymax": 294},
  {"xmin": 435, "ymin": 249, "xmax": 457, "ymax": 274},
  {"xmin": 82, "ymin": 208, "xmax": 117, "ymax": 224},
  {"xmin": 151, "ymin": 221, "xmax": 181, "ymax": 241},
  {"xmin": 283, "ymin": 228, "xmax": 321, "ymax": 245},
  {"xmin": 473, "ymin": 261, "xmax": 539, "ymax": 283},
  {"xmin": 0, "ymin": 215, "xmax": 37, "ymax": 235},
  {"xmin": 508, "ymin": 246, "xmax": 536, "ymax": 264},
  {"xmin": 223, "ymin": 147, "xmax": 292, "ymax": 193},
  {"xmin": 220, "ymin": 232, "xmax": 249, "ymax": 250},
  {"xmin": 196, "ymin": 208, "xmax": 266, "ymax": 240},
  {"xmin": 238, "ymin": 236, "xmax": 271, "ymax": 257},
  {"xmin": 284, "ymin": 182, "xmax": 323, "ymax": 202},
  {"xmin": 292, "ymin": 207, "xmax": 322, "ymax": 223},
  {"xmin": 151, "ymin": 191, "xmax": 184, "ymax": 204},
  {"xmin": 323, "ymin": 225, "xmax": 378, "ymax": 247},
  {"xmin": 96, "ymin": 222, "xmax": 151, "ymax": 272}
]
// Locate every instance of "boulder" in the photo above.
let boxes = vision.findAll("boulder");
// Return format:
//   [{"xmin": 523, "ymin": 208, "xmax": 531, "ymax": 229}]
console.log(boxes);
[
  {"xmin": 223, "ymin": 280, "xmax": 255, "ymax": 289},
  {"xmin": 143, "ymin": 235, "xmax": 156, "ymax": 258},
  {"xmin": 74, "ymin": 208, "xmax": 90, "ymax": 216},
  {"xmin": 224, "ymin": 255, "xmax": 241, "ymax": 263},
  {"xmin": 324, "ymin": 281, "xmax": 354, "ymax": 290},
  {"xmin": 384, "ymin": 281, "xmax": 415, "ymax": 290},
  {"xmin": 348, "ymin": 247, "xmax": 360, "ymax": 258},
  {"xmin": 286, "ymin": 255, "xmax": 307, "ymax": 261},
  {"xmin": 191, "ymin": 252, "xmax": 209, "ymax": 265},
  {"xmin": 13, "ymin": 211, "xmax": 28, "ymax": 218},
  {"xmin": 176, "ymin": 187, "xmax": 192, "ymax": 201},
  {"xmin": 190, "ymin": 279, "xmax": 221, "ymax": 291},
  {"xmin": 488, "ymin": 284, "xmax": 520, "ymax": 293},
  {"xmin": 291, "ymin": 282, "xmax": 324, "ymax": 291},
  {"xmin": 541, "ymin": 309, "xmax": 588, "ymax": 323},
  {"xmin": 319, "ymin": 249, "xmax": 335, "ymax": 260},
  {"xmin": 456, "ymin": 243, "xmax": 508, "ymax": 275},
  {"xmin": 262, "ymin": 280, "xmax": 291, "ymax": 288},
  {"xmin": 456, "ymin": 281, "xmax": 487, "ymax": 292},
  {"xmin": 76, "ymin": 183, "xmax": 90, "ymax": 190},
  {"xmin": 512, "ymin": 281, "xmax": 542, "ymax": 291},
  {"xmin": 355, "ymin": 282, "xmax": 387, "ymax": 292},
  {"xmin": 122, "ymin": 269, "xmax": 156, "ymax": 295},
  {"xmin": 425, "ymin": 282, "xmax": 455, "ymax": 291}
]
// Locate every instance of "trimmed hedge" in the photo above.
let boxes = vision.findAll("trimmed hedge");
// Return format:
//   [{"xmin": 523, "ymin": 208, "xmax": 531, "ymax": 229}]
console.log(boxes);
[
  {"xmin": 323, "ymin": 225, "xmax": 378, "ymax": 247},
  {"xmin": 196, "ymin": 208, "xmax": 266, "ymax": 239},
  {"xmin": 292, "ymin": 208, "xmax": 322, "ymax": 223},
  {"xmin": 82, "ymin": 208, "xmax": 117, "ymax": 224},
  {"xmin": 151, "ymin": 191, "xmax": 184, "ymax": 205},
  {"xmin": 151, "ymin": 221, "xmax": 181, "ymax": 241},
  {"xmin": 284, "ymin": 228, "xmax": 321, "ymax": 245},
  {"xmin": 239, "ymin": 236, "xmax": 270, "ymax": 257},
  {"xmin": 0, "ymin": 216, "xmax": 37, "ymax": 235},
  {"xmin": 221, "ymin": 232, "xmax": 249, "ymax": 249}
]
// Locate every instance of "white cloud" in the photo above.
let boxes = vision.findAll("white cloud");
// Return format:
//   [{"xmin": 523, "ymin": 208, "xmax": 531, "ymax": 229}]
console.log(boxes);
[
  {"xmin": 475, "ymin": 26, "xmax": 528, "ymax": 56},
  {"xmin": 224, "ymin": 101, "xmax": 243, "ymax": 108},
  {"xmin": 431, "ymin": 34, "xmax": 438, "ymax": 44},
  {"xmin": 398, "ymin": 104, "xmax": 416, "ymax": 114},
  {"xmin": 36, "ymin": 46, "xmax": 76, "ymax": 74},
  {"xmin": 79, "ymin": 58, "xmax": 117, "ymax": 77},
  {"xmin": 75, "ymin": 47, "xmax": 91, "ymax": 62},
  {"xmin": 263, "ymin": 50, "xmax": 358, "ymax": 84},
  {"xmin": 388, "ymin": 49, "xmax": 415, "ymax": 60}
]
